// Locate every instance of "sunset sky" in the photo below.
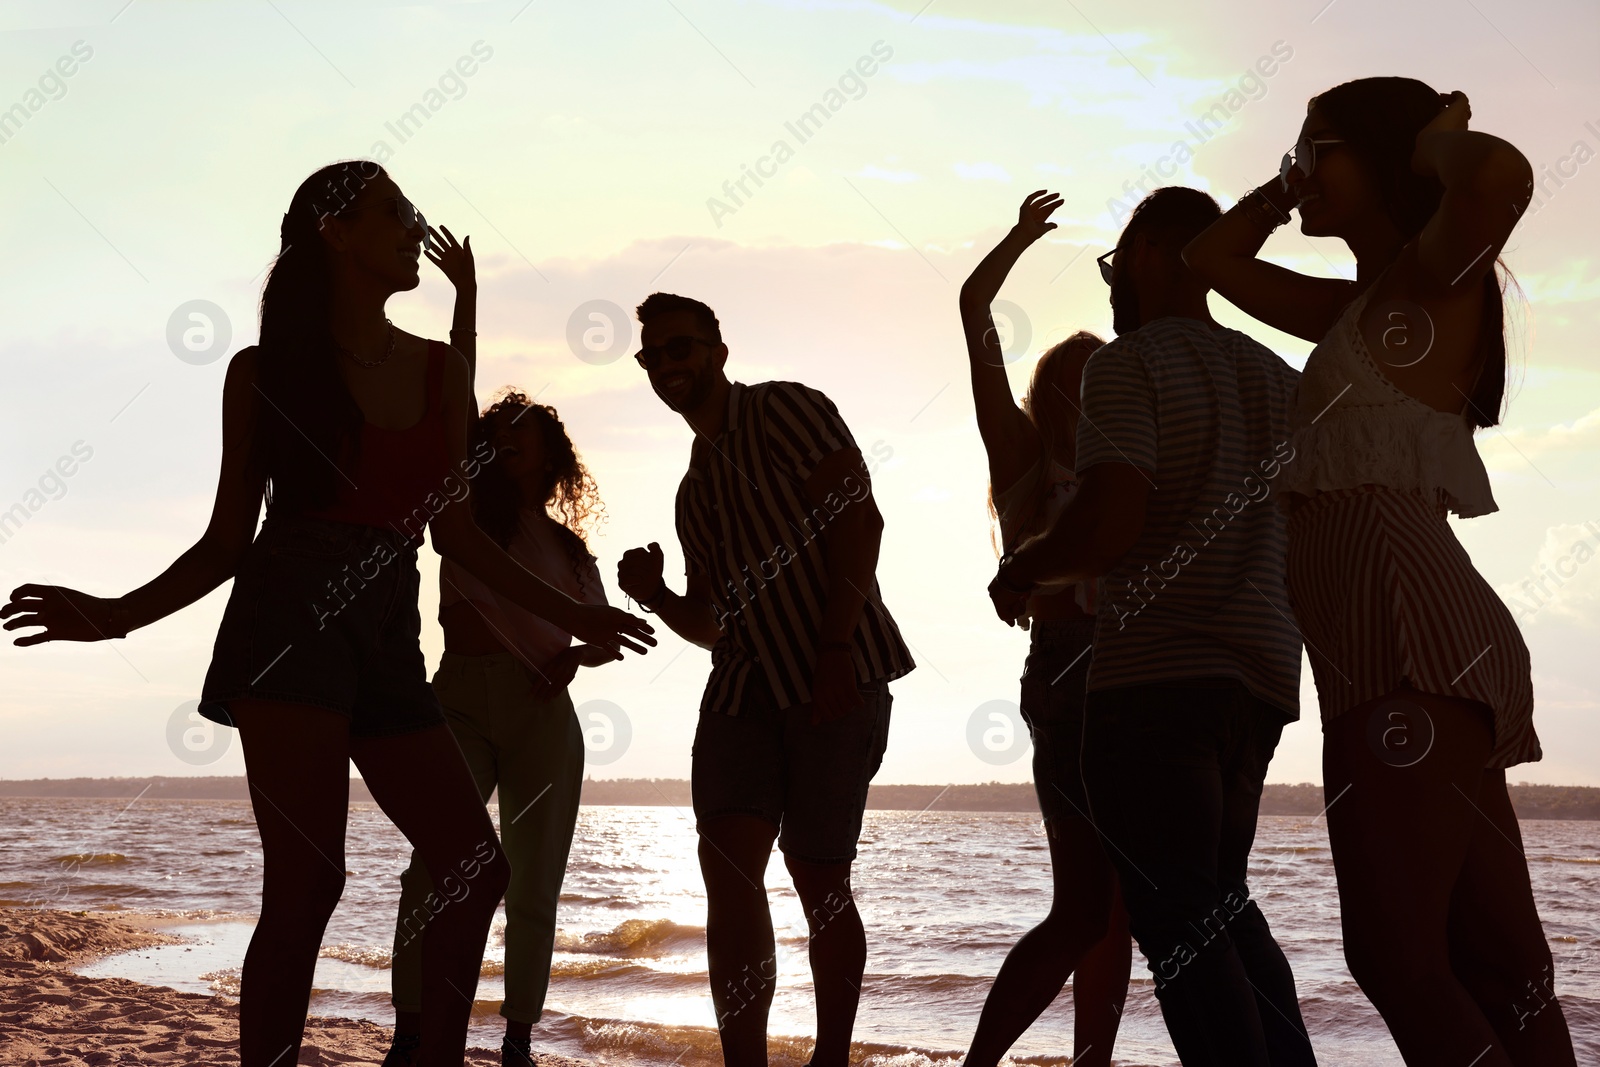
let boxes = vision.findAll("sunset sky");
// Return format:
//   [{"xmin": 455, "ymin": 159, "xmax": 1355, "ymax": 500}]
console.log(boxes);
[{"xmin": 2, "ymin": 0, "xmax": 1596, "ymax": 787}]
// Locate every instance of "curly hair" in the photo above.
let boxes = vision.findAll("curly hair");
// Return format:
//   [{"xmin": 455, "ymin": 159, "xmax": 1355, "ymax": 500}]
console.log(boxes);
[{"xmin": 472, "ymin": 389, "xmax": 607, "ymax": 599}]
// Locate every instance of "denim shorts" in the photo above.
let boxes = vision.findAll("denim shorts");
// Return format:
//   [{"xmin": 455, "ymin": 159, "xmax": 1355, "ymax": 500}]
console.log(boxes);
[
  {"xmin": 1019, "ymin": 614, "xmax": 1096, "ymax": 826},
  {"xmin": 198, "ymin": 512, "xmax": 446, "ymax": 738},
  {"xmin": 691, "ymin": 671, "xmax": 892, "ymax": 865}
]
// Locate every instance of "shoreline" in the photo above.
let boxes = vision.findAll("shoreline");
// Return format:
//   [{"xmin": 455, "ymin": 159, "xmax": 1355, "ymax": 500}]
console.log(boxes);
[
  {"xmin": 4, "ymin": 778, "xmax": 1599, "ymax": 818},
  {"xmin": 0, "ymin": 906, "xmax": 596, "ymax": 1067}
]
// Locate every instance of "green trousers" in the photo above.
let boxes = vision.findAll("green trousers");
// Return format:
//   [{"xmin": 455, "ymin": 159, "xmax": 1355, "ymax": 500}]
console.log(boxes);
[{"xmin": 389, "ymin": 650, "xmax": 584, "ymax": 1023}]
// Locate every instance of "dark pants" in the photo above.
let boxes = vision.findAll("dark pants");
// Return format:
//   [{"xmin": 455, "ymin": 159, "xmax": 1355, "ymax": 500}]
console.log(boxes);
[{"xmin": 1081, "ymin": 680, "xmax": 1317, "ymax": 1067}]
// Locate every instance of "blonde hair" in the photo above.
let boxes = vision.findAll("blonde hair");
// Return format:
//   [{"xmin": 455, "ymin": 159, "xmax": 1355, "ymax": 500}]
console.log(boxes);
[{"xmin": 987, "ymin": 330, "xmax": 1105, "ymax": 557}]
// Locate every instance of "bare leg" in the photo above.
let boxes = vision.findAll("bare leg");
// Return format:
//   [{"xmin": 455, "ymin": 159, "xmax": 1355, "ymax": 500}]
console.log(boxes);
[
  {"xmin": 230, "ymin": 699, "xmax": 354, "ymax": 1067},
  {"xmin": 785, "ymin": 856, "xmax": 870, "ymax": 1067},
  {"xmin": 1324, "ymin": 689, "xmax": 1513, "ymax": 1067},
  {"xmin": 963, "ymin": 815, "xmax": 1128, "ymax": 1067},
  {"xmin": 1447, "ymin": 771, "xmax": 1576, "ymax": 1066},
  {"xmin": 353, "ymin": 723, "xmax": 511, "ymax": 1067},
  {"xmin": 700, "ymin": 814, "xmax": 780, "ymax": 1067}
]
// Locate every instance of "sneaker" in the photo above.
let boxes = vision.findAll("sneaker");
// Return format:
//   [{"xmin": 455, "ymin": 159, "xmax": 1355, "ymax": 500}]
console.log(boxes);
[
  {"xmin": 381, "ymin": 1032, "xmax": 421, "ymax": 1067},
  {"xmin": 501, "ymin": 1034, "xmax": 536, "ymax": 1066}
]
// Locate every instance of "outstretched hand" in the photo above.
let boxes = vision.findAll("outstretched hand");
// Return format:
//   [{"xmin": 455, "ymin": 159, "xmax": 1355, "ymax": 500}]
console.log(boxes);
[
  {"xmin": 569, "ymin": 603, "xmax": 656, "ymax": 658},
  {"xmin": 1015, "ymin": 189, "xmax": 1063, "ymax": 242},
  {"xmin": 426, "ymin": 225, "xmax": 475, "ymax": 290},
  {"xmin": 1, "ymin": 584, "xmax": 119, "ymax": 645}
]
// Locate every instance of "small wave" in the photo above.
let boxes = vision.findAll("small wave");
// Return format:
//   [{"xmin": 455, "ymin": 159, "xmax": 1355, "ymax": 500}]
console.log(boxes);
[
  {"xmin": 52, "ymin": 852, "xmax": 130, "ymax": 866},
  {"xmin": 319, "ymin": 942, "xmax": 393, "ymax": 969},
  {"xmin": 554, "ymin": 917, "xmax": 704, "ymax": 957},
  {"xmin": 200, "ymin": 968, "xmax": 240, "ymax": 999},
  {"xmin": 538, "ymin": 1009, "xmax": 1066, "ymax": 1067},
  {"xmin": 1528, "ymin": 854, "xmax": 1600, "ymax": 865}
]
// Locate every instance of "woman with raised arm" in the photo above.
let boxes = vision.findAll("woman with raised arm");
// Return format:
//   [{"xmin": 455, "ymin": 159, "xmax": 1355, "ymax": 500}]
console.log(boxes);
[
  {"xmin": 956, "ymin": 190, "xmax": 1131, "ymax": 1067},
  {"xmin": 384, "ymin": 235, "xmax": 619, "ymax": 1067},
  {"xmin": 0, "ymin": 161, "xmax": 654, "ymax": 1067},
  {"xmin": 1183, "ymin": 81, "xmax": 1574, "ymax": 1066}
]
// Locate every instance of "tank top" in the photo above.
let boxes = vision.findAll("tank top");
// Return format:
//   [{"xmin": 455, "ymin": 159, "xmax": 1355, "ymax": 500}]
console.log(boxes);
[
  {"xmin": 1279, "ymin": 275, "xmax": 1496, "ymax": 518},
  {"xmin": 439, "ymin": 510, "xmax": 609, "ymax": 672},
  {"xmin": 302, "ymin": 340, "xmax": 453, "ymax": 546}
]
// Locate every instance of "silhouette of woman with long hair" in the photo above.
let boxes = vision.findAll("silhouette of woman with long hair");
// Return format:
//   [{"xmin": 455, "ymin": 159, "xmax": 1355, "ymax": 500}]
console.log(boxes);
[
  {"xmin": 382, "ymin": 227, "xmax": 622, "ymax": 1067},
  {"xmin": 1, "ymin": 160, "xmax": 654, "ymax": 1067},
  {"xmin": 1184, "ymin": 80, "xmax": 1574, "ymax": 1066},
  {"xmin": 958, "ymin": 190, "xmax": 1131, "ymax": 1067}
]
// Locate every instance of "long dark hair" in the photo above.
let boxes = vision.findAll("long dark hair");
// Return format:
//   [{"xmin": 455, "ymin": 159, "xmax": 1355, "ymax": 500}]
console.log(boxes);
[
  {"xmin": 473, "ymin": 389, "xmax": 606, "ymax": 598},
  {"xmin": 1308, "ymin": 77, "xmax": 1517, "ymax": 428},
  {"xmin": 254, "ymin": 160, "xmax": 386, "ymax": 511}
]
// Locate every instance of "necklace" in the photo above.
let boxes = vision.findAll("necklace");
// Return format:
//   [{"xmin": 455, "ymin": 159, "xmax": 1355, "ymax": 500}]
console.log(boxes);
[{"xmin": 343, "ymin": 318, "xmax": 396, "ymax": 368}]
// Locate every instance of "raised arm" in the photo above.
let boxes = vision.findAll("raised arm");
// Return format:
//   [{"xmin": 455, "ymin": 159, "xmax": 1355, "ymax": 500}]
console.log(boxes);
[
  {"xmin": 2, "ymin": 346, "xmax": 269, "ymax": 644},
  {"xmin": 427, "ymin": 225, "xmax": 478, "ymax": 408},
  {"xmin": 1181, "ymin": 177, "xmax": 1355, "ymax": 343},
  {"xmin": 429, "ymin": 349, "xmax": 655, "ymax": 655},
  {"xmin": 958, "ymin": 191, "xmax": 1054, "ymax": 492},
  {"xmin": 1406, "ymin": 93, "xmax": 1532, "ymax": 297},
  {"xmin": 616, "ymin": 543, "xmax": 722, "ymax": 651}
]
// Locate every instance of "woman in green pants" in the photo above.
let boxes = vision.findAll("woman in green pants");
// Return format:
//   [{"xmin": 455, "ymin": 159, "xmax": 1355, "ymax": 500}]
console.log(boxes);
[{"xmin": 385, "ymin": 230, "xmax": 616, "ymax": 1067}]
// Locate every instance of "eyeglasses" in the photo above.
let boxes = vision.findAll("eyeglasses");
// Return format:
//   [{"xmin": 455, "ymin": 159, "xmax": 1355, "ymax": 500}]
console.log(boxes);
[
  {"xmin": 635, "ymin": 334, "xmax": 713, "ymax": 370},
  {"xmin": 346, "ymin": 195, "xmax": 427, "ymax": 233},
  {"xmin": 1280, "ymin": 135, "xmax": 1345, "ymax": 188},
  {"xmin": 1096, "ymin": 249, "xmax": 1115, "ymax": 286}
]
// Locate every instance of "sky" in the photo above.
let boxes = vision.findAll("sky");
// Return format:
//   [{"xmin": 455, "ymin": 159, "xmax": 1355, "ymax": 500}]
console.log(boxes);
[{"xmin": 1, "ymin": 0, "xmax": 1596, "ymax": 788}]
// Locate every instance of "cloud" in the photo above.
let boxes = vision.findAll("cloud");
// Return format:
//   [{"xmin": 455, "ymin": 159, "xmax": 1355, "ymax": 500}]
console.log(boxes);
[
  {"xmin": 855, "ymin": 164, "xmax": 923, "ymax": 183},
  {"xmin": 1496, "ymin": 522, "xmax": 1600, "ymax": 629},
  {"xmin": 953, "ymin": 161, "xmax": 1012, "ymax": 182}
]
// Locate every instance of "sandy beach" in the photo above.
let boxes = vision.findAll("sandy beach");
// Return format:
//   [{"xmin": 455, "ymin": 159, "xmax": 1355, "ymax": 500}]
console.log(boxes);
[{"xmin": 0, "ymin": 907, "xmax": 594, "ymax": 1067}]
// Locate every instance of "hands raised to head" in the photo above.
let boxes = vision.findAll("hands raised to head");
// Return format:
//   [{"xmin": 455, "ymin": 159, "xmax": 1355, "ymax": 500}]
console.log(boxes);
[
  {"xmin": 426, "ymin": 225, "xmax": 475, "ymax": 290},
  {"xmin": 1418, "ymin": 90, "xmax": 1470, "ymax": 141}
]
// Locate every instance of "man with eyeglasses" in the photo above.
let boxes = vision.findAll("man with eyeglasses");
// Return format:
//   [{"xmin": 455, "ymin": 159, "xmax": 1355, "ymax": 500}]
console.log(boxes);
[
  {"xmin": 989, "ymin": 188, "xmax": 1315, "ymax": 1066},
  {"xmin": 615, "ymin": 291, "xmax": 914, "ymax": 1067}
]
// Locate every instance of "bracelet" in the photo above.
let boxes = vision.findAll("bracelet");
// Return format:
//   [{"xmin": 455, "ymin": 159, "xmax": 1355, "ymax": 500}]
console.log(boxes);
[
  {"xmin": 636, "ymin": 582, "xmax": 667, "ymax": 614},
  {"xmin": 1239, "ymin": 187, "xmax": 1291, "ymax": 234},
  {"xmin": 994, "ymin": 553, "xmax": 1036, "ymax": 596},
  {"xmin": 449, "ymin": 328, "xmax": 477, "ymax": 336}
]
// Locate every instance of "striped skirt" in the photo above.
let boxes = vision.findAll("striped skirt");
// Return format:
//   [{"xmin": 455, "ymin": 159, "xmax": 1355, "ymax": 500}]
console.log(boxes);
[{"xmin": 1285, "ymin": 484, "xmax": 1541, "ymax": 769}]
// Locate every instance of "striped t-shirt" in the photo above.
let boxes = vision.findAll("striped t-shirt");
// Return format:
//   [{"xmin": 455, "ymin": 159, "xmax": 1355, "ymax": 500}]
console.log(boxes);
[
  {"xmin": 1074, "ymin": 317, "xmax": 1303, "ymax": 718},
  {"xmin": 674, "ymin": 380, "xmax": 915, "ymax": 716}
]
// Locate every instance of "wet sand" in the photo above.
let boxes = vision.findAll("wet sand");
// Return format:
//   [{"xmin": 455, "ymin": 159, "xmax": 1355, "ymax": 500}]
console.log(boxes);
[{"xmin": 0, "ymin": 907, "xmax": 596, "ymax": 1066}]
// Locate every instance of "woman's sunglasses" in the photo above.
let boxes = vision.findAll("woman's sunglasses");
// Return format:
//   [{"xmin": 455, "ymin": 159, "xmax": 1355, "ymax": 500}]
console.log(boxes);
[{"xmin": 1280, "ymin": 136, "xmax": 1345, "ymax": 189}]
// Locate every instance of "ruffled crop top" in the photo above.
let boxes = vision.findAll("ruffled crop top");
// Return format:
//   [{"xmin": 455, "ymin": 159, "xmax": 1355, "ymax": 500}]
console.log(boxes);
[{"xmin": 1278, "ymin": 278, "xmax": 1497, "ymax": 519}]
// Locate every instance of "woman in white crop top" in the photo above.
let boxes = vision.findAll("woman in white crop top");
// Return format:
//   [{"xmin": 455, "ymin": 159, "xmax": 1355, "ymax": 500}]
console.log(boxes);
[
  {"xmin": 1185, "ymin": 79, "xmax": 1574, "ymax": 1066},
  {"xmin": 383, "ymin": 238, "xmax": 619, "ymax": 1067},
  {"xmin": 956, "ymin": 190, "xmax": 1130, "ymax": 1067}
]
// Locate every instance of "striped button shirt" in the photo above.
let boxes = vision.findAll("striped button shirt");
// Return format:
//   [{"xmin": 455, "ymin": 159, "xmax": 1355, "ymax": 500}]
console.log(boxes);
[
  {"xmin": 674, "ymin": 380, "xmax": 915, "ymax": 716},
  {"xmin": 1074, "ymin": 318, "xmax": 1303, "ymax": 718}
]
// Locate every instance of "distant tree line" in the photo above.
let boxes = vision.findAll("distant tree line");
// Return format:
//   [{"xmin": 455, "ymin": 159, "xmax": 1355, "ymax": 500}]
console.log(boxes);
[{"xmin": 4, "ymin": 776, "xmax": 1598, "ymax": 820}]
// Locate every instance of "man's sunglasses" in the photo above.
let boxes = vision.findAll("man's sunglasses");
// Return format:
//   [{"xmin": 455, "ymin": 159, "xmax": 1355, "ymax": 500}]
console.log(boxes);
[
  {"xmin": 1280, "ymin": 135, "xmax": 1345, "ymax": 189},
  {"xmin": 1097, "ymin": 249, "xmax": 1115, "ymax": 286},
  {"xmin": 635, "ymin": 334, "xmax": 714, "ymax": 370}
]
